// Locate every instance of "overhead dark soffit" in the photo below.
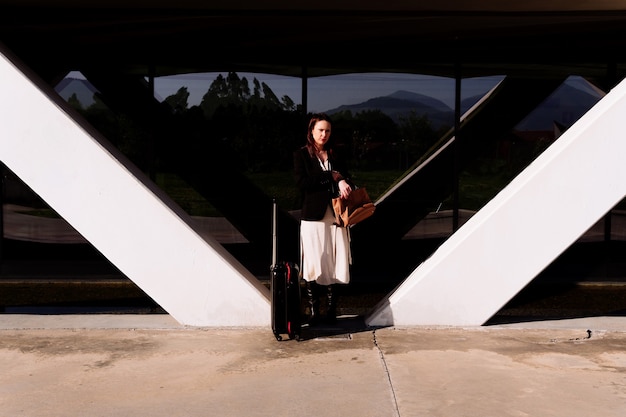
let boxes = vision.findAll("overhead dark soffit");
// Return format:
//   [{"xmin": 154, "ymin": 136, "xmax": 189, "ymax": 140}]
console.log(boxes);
[
  {"xmin": 3, "ymin": 0, "xmax": 626, "ymax": 12},
  {"xmin": 2, "ymin": 1, "xmax": 626, "ymax": 81}
]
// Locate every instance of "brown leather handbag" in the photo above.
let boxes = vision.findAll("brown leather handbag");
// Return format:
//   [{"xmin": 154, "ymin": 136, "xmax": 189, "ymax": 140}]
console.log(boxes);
[{"xmin": 332, "ymin": 187, "xmax": 376, "ymax": 227}]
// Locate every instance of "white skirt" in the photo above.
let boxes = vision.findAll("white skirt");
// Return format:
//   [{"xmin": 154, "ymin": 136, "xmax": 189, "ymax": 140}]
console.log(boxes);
[{"xmin": 300, "ymin": 205, "xmax": 351, "ymax": 285}]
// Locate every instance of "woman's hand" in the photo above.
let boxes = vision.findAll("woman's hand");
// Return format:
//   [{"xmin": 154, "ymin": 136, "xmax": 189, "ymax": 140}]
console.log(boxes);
[{"xmin": 338, "ymin": 179, "xmax": 352, "ymax": 199}]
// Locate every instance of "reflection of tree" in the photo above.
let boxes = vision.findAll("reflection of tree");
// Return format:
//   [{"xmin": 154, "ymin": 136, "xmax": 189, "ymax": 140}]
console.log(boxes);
[
  {"xmin": 158, "ymin": 73, "xmax": 449, "ymax": 173},
  {"xmin": 67, "ymin": 94, "xmax": 157, "ymax": 175},
  {"xmin": 70, "ymin": 71, "xmax": 445, "ymax": 176},
  {"xmin": 192, "ymin": 72, "xmax": 301, "ymax": 172},
  {"xmin": 197, "ymin": 72, "xmax": 289, "ymax": 119},
  {"xmin": 333, "ymin": 109, "xmax": 445, "ymax": 170},
  {"xmin": 397, "ymin": 111, "xmax": 440, "ymax": 170},
  {"xmin": 67, "ymin": 93, "xmax": 83, "ymax": 110},
  {"xmin": 164, "ymin": 87, "xmax": 189, "ymax": 114}
]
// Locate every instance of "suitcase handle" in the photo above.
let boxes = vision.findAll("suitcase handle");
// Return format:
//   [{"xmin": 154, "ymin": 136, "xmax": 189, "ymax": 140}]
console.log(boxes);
[{"xmin": 272, "ymin": 197, "xmax": 277, "ymax": 269}]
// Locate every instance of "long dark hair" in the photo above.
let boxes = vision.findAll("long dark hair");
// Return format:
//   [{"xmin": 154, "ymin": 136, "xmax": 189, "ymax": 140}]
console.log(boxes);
[{"xmin": 305, "ymin": 113, "xmax": 334, "ymax": 158}]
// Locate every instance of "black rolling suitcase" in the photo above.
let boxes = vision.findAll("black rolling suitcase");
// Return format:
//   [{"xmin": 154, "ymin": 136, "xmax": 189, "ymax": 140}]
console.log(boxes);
[{"xmin": 270, "ymin": 198, "xmax": 301, "ymax": 341}]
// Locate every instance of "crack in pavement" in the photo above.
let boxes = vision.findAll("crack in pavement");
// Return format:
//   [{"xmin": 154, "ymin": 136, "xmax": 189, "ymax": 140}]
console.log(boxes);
[{"xmin": 373, "ymin": 329, "xmax": 401, "ymax": 417}]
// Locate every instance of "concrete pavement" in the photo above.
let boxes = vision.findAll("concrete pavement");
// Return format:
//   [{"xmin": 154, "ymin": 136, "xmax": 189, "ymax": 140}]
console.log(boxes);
[{"xmin": 1, "ymin": 314, "xmax": 626, "ymax": 416}]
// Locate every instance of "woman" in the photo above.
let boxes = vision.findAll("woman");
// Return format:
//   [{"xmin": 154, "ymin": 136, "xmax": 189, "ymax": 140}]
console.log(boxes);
[{"xmin": 293, "ymin": 113, "xmax": 353, "ymax": 324}]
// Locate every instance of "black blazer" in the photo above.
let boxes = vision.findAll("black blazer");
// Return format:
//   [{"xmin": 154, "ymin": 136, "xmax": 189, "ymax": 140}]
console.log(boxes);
[{"xmin": 293, "ymin": 146, "xmax": 351, "ymax": 221}]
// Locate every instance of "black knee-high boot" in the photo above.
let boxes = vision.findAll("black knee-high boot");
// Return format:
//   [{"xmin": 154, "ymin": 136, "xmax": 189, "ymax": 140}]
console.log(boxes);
[
  {"xmin": 326, "ymin": 285, "xmax": 337, "ymax": 323},
  {"xmin": 306, "ymin": 281, "xmax": 320, "ymax": 325}
]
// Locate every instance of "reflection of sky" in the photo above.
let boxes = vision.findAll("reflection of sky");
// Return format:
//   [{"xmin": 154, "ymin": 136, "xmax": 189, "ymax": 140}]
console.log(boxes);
[
  {"xmin": 153, "ymin": 72, "xmax": 505, "ymax": 112},
  {"xmin": 70, "ymin": 71, "xmax": 594, "ymax": 116}
]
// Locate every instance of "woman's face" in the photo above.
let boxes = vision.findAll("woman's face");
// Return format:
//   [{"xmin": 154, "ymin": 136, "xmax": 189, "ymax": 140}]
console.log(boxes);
[{"xmin": 312, "ymin": 120, "xmax": 331, "ymax": 149}]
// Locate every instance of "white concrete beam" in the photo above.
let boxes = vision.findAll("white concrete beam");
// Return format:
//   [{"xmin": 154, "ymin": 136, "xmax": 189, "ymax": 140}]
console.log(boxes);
[
  {"xmin": 367, "ymin": 77, "xmax": 626, "ymax": 327},
  {"xmin": 0, "ymin": 50, "xmax": 270, "ymax": 327}
]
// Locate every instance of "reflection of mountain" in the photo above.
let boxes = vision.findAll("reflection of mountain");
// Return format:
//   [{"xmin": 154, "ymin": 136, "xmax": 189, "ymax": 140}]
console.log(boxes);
[
  {"xmin": 55, "ymin": 78, "xmax": 99, "ymax": 107},
  {"xmin": 516, "ymin": 82, "xmax": 602, "ymax": 131},
  {"xmin": 326, "ymin": 80, "xmax": 603, "ymax": 131},
  {"xmin": 326, "ymin": 90, "xmax": 457, "ymax": 129}
]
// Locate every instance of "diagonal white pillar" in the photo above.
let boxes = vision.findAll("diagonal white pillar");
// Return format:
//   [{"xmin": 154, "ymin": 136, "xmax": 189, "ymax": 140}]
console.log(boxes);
[
  {"xmin": 0, "ymin": 49, "xmax": 270, "ymax": 327},
  {"xmin": 367, "ymin": 77, "xmax": 625, "ymax": 327}
]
